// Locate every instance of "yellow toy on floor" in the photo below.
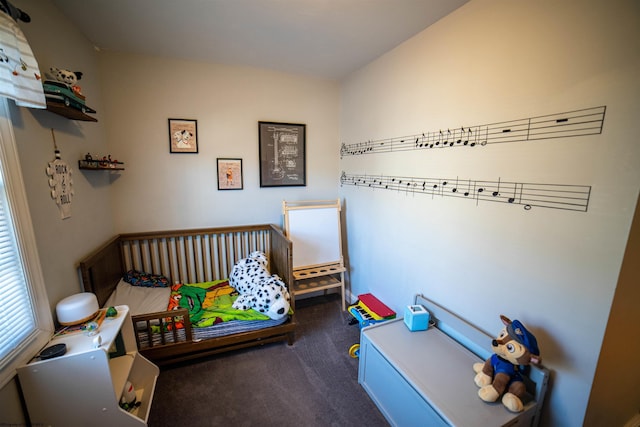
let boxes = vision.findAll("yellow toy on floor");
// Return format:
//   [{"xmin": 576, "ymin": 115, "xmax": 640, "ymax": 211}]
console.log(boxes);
[{"xmin": 348, "ymin": 293, "xmax": 396, "ymax": 358}]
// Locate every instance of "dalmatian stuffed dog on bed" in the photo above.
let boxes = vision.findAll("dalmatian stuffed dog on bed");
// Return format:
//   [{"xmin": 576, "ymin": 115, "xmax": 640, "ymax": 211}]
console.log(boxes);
[{"xmin": 229, "ymin": 251, "xmax": 291, "ymax": 320}]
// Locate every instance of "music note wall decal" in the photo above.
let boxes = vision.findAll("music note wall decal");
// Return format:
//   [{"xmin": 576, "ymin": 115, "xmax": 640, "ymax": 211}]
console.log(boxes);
[
  {"xmin": 340, "ymin": 106, "xmax": 606, "ymax": 157},
  {"xmin": 340, "ymin": 171, "xmax": 591, "ymax": 212}
]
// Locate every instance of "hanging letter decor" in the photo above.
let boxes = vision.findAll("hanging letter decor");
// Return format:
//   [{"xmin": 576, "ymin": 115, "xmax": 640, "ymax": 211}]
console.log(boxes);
[{"xmin": 46, "ymin": 148, "xmax": 74, "ymax": 219}]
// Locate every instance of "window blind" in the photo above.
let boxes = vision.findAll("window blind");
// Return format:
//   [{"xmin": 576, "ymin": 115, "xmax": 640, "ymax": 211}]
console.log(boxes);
[
  {"xmin": 0, "ymin": 172, "xmax": 36, "ymax": 362},
  {"xmin": 0, "ymin": 97, "xmax": 52, "ymax": 388}
]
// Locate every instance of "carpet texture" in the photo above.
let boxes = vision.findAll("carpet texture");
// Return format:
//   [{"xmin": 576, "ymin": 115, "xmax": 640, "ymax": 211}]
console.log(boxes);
[{"xmin": 147, "ymin": 294, "xmax": 390, "ymax": 427}]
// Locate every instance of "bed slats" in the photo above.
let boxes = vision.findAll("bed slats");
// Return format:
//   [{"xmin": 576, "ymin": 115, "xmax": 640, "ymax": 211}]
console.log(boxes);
[{"xmin": 120, "ymin": 227, "xmax": 272, "ymax": 284}]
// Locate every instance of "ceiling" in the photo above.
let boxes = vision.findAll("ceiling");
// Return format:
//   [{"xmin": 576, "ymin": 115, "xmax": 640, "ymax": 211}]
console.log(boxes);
[{"xmin": 51, "ymin": 0, "xmax": 469, "ymax": 81}]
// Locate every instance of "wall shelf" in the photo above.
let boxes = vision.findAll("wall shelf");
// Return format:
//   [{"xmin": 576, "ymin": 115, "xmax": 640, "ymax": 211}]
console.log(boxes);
[
  {"xmin": 46, "ymin": 100, "xmax": 97, "ymax": 122},
  {"xmin": 79, "ymin": 159, "xmax": 124, "ymax": 171}
]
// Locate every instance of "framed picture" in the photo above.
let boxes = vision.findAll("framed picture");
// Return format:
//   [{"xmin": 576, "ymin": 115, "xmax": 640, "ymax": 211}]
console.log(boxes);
[
  {"xmin": 259, "ymin": 121, "xmax": 306, "ymax": 187},
  {"xmin": 168, "ymin": 118, "xmax": 198, "ymax": 153},
  {"xmin": 217, "ymin": 158, "xmax": 243, "ymax": 190}
]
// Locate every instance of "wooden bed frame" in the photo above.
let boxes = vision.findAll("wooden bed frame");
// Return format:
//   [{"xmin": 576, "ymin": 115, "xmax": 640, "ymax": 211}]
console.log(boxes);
[{"xmin": 78, "ymin": 224, "xmax": 296, "ymax": 366}]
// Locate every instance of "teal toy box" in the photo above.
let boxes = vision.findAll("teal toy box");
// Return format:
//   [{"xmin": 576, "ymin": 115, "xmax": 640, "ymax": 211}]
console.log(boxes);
[{"xmin": 403, "ymin": 305, "xmax": 430, "ymax": 331}]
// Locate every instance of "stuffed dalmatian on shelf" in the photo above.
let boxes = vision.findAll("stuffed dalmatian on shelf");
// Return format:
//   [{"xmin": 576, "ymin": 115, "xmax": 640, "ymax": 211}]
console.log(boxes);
[{"xmin": 229, "ymin": 251, "xmax": 291, "ymax": 320}]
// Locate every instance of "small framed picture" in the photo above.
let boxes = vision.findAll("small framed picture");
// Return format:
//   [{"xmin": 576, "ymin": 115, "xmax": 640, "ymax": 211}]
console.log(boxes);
[
  {"xmin": 259, "ymin": 121, "xmax": 306, "ymax": 187},
  {"xmin": 217, "ymin": 158, "xmax": 243, "ymax": 190},
  {"xmin": 168, "ymin": 118, "xmax": 198, "ymax": 153}
]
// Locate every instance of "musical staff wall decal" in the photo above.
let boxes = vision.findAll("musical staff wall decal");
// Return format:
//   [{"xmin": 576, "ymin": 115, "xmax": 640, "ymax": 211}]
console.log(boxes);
[
  {"xmin": 340, "ymin": 172, "xmax": 591, "ymax": 212},
  {"xmin": 340, "ymin": 106, "xmax": 606, "ymax": 157}
]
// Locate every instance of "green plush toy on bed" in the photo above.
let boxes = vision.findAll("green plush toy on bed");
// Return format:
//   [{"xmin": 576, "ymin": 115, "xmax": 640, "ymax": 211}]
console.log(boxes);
[{"xmin": 166, "ymin": 279, "xmax": 272, "ymax": 329}]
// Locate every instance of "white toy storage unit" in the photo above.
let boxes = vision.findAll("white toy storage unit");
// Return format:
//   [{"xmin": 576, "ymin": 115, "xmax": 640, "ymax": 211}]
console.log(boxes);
[{"xmin": 18, "ymin": 305, "xmax": 158, "ymax": 427}]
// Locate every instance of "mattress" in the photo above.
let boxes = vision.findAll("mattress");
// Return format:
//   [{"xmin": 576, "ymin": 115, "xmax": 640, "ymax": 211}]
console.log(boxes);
[{"xmin": 104, "ymin": 279, "xmax": 171, "ymax": 315}]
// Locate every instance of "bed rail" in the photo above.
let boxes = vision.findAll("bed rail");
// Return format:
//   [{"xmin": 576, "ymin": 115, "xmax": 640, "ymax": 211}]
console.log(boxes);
[{"xmin": 132, "ymin": 308, "xmax": 192, "ymax": 349}]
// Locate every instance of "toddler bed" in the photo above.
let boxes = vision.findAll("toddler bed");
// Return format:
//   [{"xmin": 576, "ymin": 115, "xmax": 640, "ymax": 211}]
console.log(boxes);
[{"xmin": 78, "ymin": 224, "xmax": 296, "ymax": 366}]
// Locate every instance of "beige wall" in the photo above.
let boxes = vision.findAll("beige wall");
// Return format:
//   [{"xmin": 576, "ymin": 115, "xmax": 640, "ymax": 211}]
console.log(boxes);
[
  {"xmin": 339, "ymin": 0, "xmax": 640, "ymax": 425},
  {"xmin": 11, "ymin": 0, "xmax": 114, "ymax": 312},
  {"xmin": 97, "ymin": 53, "xmax": 339, "ymax": 232}
]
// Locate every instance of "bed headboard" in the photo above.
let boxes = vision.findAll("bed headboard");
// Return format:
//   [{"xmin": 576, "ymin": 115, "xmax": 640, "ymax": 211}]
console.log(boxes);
[
  {"xmin": 78, "ymin": 224, "xmax": 294, "ymax": 308},
  {"xmin": 78, "ymin": 235, "xmax": 125, "ymax": 307}
]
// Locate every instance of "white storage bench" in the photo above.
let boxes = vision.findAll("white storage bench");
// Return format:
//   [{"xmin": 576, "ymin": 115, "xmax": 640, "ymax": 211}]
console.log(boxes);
[{"xmin": 358, "ymin": 295, "xmax": 549, "ymax": 427}]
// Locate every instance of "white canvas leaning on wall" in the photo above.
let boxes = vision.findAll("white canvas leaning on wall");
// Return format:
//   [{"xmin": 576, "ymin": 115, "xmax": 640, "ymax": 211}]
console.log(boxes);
[{"xmin": 283, "ymin": 200, "xmax": 342, "ymax": 269}]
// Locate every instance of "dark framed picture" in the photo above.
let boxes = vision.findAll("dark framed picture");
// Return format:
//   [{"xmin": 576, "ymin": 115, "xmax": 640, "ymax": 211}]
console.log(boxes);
[
  {"xmin": 258, "ymin": 121, "xmax": 306, "ymax": 187},
  {"xmin": 217, "ymin": 158, "xmax": 243, "ymax": 190},
  {"xmin": 168, "ymin": 118, "xmax": 198, "ymax": 153}
]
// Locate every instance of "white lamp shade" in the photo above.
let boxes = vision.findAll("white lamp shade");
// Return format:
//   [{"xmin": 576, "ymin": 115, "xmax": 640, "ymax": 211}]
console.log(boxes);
[{"xmin": 56, "ymin": 293, "xmax": 99, "ymax": 325}]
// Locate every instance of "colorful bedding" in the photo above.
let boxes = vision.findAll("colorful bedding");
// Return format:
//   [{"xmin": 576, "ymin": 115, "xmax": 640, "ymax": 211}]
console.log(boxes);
[{"xmin": 167, "ymin": 280, "xmax": 270, "ymax": 328}]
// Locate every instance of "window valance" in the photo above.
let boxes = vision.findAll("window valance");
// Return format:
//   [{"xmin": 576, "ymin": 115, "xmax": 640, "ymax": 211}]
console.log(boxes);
[{"xmin": 0, "ymin": 11, "xmax": 45, "ymax": 108}]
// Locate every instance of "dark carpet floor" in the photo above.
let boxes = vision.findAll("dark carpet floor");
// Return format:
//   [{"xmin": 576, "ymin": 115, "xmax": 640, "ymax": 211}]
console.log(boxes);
[{"xmin": 147, "ymin": 294, "xmax": 390, "ymax": 427}]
